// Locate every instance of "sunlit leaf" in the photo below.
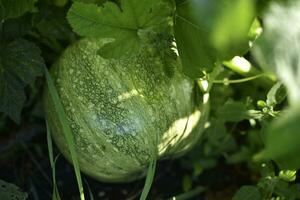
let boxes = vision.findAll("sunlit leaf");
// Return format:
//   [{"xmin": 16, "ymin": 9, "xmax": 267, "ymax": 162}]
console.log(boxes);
[
  {"xmin": 266, "ymin": 82, "xmax": 286, "ymax": 107},
  {"xmin": 67, "ymin": 0, "xmax": 172, "ymax": 58},
  {"xmin": 174, "ymin": 0, "xmax": 255, "ymax": 78},
  {"xmin": 253, "ymin": 0, "xmax": 300, "ymax": 105}
]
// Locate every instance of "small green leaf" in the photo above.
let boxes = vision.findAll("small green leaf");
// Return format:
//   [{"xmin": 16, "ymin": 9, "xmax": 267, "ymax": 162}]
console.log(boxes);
[
  {"xmin": 233, "ymin": 185, "xmax": 261, "ymax": 200},
  {"xmin": 217, "ymin": 101, "xmax": 262, "ymax": 122},
  {"xmin": 0, "ymin": 0, "xmax": 37, "ymax": 20},
  {"xmin": 0, "ymin": 179, "xmax": 28, "ymax": 200},
  {"xmin": 182, "ymin": 175, "xmax": 192, "ymax": 192},
  {"xmin": 67, "ymin": 0, "xmax": 172, "ymax": 58},
  {"xmin": 0, "ymin": 39, "xmax": 44, "ymax": 122},
  {"xmin": 248, "ymin": 18, "xmax": 262, "ymax": 41},
  {"xmin": 266, "ymin": 82, "xmax": 287, "ymax": 107},
  {"xmin": 279, "ymin": 170, "xmax": 297, "ymax": 182}
]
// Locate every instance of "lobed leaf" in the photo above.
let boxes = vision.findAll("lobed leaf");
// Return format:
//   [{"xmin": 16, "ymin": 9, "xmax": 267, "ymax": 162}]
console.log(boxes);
[
  {"xmin": 0, "ymin": 179, "xmax": 28, "ymax": 200},
  {"xmin": 67, "ymin": 0, "xmax": 172, "ymax": 58},
  {"xmin": 0, "ymin": 39, "xmax": 44, "ymax": 122}
]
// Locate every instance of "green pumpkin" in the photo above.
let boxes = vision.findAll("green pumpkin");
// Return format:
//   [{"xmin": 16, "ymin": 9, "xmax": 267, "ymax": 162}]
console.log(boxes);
[{"xmin": 44, "ymin": 38, "xmax": 206, "ymax": 182}]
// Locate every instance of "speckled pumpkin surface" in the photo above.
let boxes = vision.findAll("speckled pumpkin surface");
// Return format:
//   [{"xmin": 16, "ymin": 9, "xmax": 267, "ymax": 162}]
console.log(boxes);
[{"xmin": 44, "ymin": 38, "xmax": 206, "ymax": 182}]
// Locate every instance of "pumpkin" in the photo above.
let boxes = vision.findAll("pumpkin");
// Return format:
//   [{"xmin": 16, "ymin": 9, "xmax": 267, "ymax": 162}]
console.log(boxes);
[{"xmin": 44, "ymin": 38, "xmax": 206, "ymax": 182}]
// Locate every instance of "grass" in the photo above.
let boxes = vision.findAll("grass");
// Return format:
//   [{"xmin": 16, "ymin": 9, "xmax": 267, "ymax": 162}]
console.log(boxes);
[
  {"xmin": 46, "ymin": 121, "xmax": 61, "ymax": 200},
  {"xmin": 44, "ymin": 67, "xmax": 85, "ymax": 200}
]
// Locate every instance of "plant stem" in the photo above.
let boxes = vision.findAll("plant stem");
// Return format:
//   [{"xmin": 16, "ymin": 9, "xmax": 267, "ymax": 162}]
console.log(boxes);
[
  {"xmin": 213, "ymin": 74, "xmax": 267, "ymax": 84},
  {"xmin": 223, "ymin": 57, "xmax": 275, "ymax": 88}
]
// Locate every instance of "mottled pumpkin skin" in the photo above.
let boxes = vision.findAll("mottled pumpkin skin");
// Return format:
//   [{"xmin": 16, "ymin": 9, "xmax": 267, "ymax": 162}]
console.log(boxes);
[{"xmin": 44, "ymin": 38, "xmax": 206, "ymax": 182}]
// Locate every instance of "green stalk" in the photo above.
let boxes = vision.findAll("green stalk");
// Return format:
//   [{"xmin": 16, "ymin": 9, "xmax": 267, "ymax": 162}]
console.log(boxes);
[
  {"xmin": 223, "ymin": 57, "xmax": 274, "ymax": 88},
  {"xmin": 168, "ymin": 186, "xmax": 206, "ymax": 200},
  {"xmin": 47, "ymin": 121, "xmax": 62, "ymax": 200},
  {"xmin": 213, "ymin": 74, "xmax": 267, "ymax": 84},
  {"xmin": 44, "ymin": 67, "xmax": 85, "ymax": 200},
  {"xmin": 140, "ymin": 131, "xmax": 159, "ymax": 200},
  {"xmin": 139, "ymin": 156, "xmax": 157, "ymax": 200}
]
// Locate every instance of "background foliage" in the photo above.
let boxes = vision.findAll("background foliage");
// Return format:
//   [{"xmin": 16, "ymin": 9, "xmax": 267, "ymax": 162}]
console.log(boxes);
[{"xmin": 1, "ymin": 0, "xmax": 300, "ymax": 199}]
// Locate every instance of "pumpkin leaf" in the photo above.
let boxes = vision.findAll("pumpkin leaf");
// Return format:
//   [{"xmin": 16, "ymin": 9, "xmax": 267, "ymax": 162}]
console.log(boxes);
[
  {"xmin": 0, "ymin": 39, "xmax": 45, "ymax": 123},
  {"xmin": 252, "ymin": 0, "xmax": 300, "ymax": 170},
  {"xmin": 252, "ymin": 0, "xmax": 300, "ymax": 105},
  {"xmin": 67, "ymin": 0, "xmax": 172, "ymax": 58},
  {"xmin": 1, "ymin": 14, "xmax": 33, "ymax": 41},
  {"xmin": 174, "ymin": 0, "xmax": 255, "ymax": 78},
  {"xmin": 0, "ymin": 179, "xmax": 28, "ymax": 200}
]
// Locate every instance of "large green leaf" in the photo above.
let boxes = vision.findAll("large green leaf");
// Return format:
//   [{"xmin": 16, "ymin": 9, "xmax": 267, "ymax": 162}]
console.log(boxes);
[
  {"xmin": 252, "ymin": 0, "xmax": 300, "ymax": 105},
  {"xmin": 252, "ymin": 0, "xmax": 300, "ymax": 169},
  {"xmin": 0, "ymin": 0, "xmax": 37, "ymax": 20},
  {"xmin": 0, "ymin": 39, "xmax": 44, "ymax": 122},
  {"xmin": 1, "ymin": 14, "xmax": 33, "ymax": 41},
  {"xmin": 67, "ymin": 0, "xmax": 172, "ymax": 58},
  {"xmin": 0, "ymin": 179, "xmax": 28, "ymax": 200},
  {"xmin": 258, "ymin": 105, "xmax": 300, "ymax": 169},
  {"xmin": 174, "ymin": 0, "xmax": 255, "ymax": 78}
]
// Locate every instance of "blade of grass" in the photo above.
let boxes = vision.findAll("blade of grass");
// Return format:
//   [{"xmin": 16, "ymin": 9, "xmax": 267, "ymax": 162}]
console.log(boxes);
[
  {"xmin": 84, "ymin": 179, "xmax": 95, "ymax": 200},
  {"xmin": 44, "ymin": 67, "xmax": 85, "ymax": 200},
  {"xmin": 168, "ymin": 186, "xmax": 206, "ymax": 200},
  {"xmin": 47, "ymin": 121, "xmax": 61, "ymax": 200},
  {"xmin": 139, "ymin": 156, "xmax": 157, "ymax": 200}
]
